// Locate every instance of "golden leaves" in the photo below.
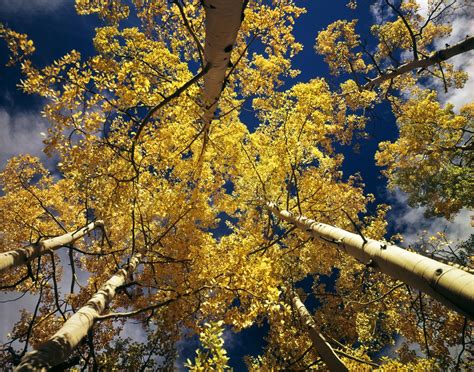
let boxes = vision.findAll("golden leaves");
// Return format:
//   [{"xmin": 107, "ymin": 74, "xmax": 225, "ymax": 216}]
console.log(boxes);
[
  {"xmin": 185, "ymin": 321, "xmax": 230, "ymax": 371},
  {"xmin": 75, "ymin": 0, "xmax": 130, "ymax": 23},
  {"xmin": 1, "ymin": 1, "xmax": 472, "ymax": 370},
  {"xmin": 0, "ymin": 24, "xmax": 35, "ymax": 67},
  {"xmin": 316, "ymin": 20, "xmax": 366, "ymax": 76}
]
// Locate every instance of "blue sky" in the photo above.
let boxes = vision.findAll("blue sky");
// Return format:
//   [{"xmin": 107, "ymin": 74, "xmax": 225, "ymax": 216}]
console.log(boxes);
[{"xmin": 1, "ymin": 0, "xmax": 472, "ymax": 369}]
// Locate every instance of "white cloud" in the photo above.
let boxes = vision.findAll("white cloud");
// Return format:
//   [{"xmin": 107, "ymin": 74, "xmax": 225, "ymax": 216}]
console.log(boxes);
[
  {"xmin": 414, "ymin": 0, "xmax": 429, "ymax": 18},
  {"xmin": 0, "ymin": 0, "xmax": 66, "ymax": 15},
  {"xmin": 435, "ymin": 13, "xmax": 474, "ymax": 109},
  {"xmin": 387, "ymin": 189, "xmax": 472, "ymax": 246},
  {"xmin": 414, "ymin": 1, "xmax": 474, "ymax": 109},
  {"xmin": 0, "ymin": 109, "xmax": 52, "ymax": 170},
  {"xmin": 370, "ymin": 0, "xmax": 395, "ymax": 24}
]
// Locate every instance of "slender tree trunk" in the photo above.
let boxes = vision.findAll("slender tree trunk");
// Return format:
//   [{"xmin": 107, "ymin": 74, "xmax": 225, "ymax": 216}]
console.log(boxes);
[
  {"xmin": 364, "ymin": 36, "xmax": 474, "ymax": 89},
  {"xmin": 0, "ymin": 220, "xmax": 104, "ymax": 275},
  {"xmin": 201, "ymin": 0, "xmax": 244, "ymax": 130},
  {"xmin": 292, "ymin": 293, "xmax": 348, "ymax": 371},
  {"xmin": 265, "ymin": 202, "xmax": 474, "ymax": 319},
  {"xmin": 15, "ymin": 253, "xmax": 141, "ymax": 371}
]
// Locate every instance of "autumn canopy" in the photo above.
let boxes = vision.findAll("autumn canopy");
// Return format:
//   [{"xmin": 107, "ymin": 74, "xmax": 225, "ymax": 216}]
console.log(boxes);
[{"xmin": 0, "ymin": 0, "xmax": 472, "ymax": 370}]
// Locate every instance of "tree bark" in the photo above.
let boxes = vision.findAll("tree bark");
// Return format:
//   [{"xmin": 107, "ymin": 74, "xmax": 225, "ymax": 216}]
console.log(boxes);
[
  {"xmin": 265, "ymin": 202, "xmax": 474, "ymax": 320},
  {"xmin": 15, "ymin": 253, "xmax": 141, "ymax": 371},
  {"xmin": 292, "ymin": 293, "xmax": 348, "ymax": 371},
  {"xmin": 364, "ymin": 36, "xmax": 474, "ymax": 89},
  {"xmin": 0, "ymin": 220, "xmax": 104, "ymax": 275},
  {"xmin": 201, "ymin": 0, "xmax": 244, "ymax": 129}
]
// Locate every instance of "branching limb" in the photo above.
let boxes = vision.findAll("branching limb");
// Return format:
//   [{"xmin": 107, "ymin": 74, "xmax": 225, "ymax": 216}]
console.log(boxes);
[
  {"xmin": 364, "ymin": 36, "xmax": 474, "ymax": 89},
  {"xmin": 342, "ymin": 209, "xmax": 367, "ymax": 245},
  {"xmin": 19, "ymin": 279, "xmax": 44, "ymax": 359},
  {"xmin": 133, "ymin": 64, "xmax": 210, "ymax": 143},
  {"xmin": 455, "ymin": 317, "xmax": 468, "ymax": 371},
  {"xmin": 96, "ymin": 298, "xmax": 176, "ymax": 321},
  {"xmin": 385, "ymin": 0, "xmax": 419, "ymax": 60},
  {"xmin": 346, "ymin": 282, "xmax": 404, "ymax": 307},
  {"xmin": 174, "ymin": 0, "xmax": 205, "ymax": 65}
]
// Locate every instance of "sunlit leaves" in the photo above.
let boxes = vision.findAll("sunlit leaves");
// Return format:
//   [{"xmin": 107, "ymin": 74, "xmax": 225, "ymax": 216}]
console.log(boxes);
[
  {"xmin": 376, "ymin": 91, "xmax": 473, "ymax": 217},
  {"xmin": 0, "ymin": 24, "xmax": 35, "ymax": 66},
  {"xmin": 0, "ymin": 0, "xmax": 472, "ymax": 370}
]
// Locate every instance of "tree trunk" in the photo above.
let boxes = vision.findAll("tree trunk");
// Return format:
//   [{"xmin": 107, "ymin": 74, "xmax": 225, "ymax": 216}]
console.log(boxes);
[
  {"xmin": 364, "ymin": 36, "xmax": 474, "ymax": 89},
  {"xmin": 0, "ymin": 220, "xmax": 104, "ymax": 275},
  {"xmin": 15, "ymin": 253, "xmax": 141, "ymax": 371},
  {"xmin": 292, "ymin": 293, "xmax": 348, "ymax": 371},
  {"xmin": 265, "ymin": 202, "xmax": 474, "ymax": 319},
  {"xmin": 201, "ymin": 0, "xmax": 244, "ymax": 131}
]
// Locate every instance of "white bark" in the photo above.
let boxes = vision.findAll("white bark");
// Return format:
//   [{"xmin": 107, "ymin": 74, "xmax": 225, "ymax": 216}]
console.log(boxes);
[
  {"xmin": 0, "ymin": 220, "xmax": 104, "ymax": 275},
  {"xmin": 15, "ymin": 253, "xmax": 141, "ymax": 371},
  {"xmin": 265, "ymin": 202, "xmax": 474, "ymax": 320},
  {"xmin": 292, "ymin": 293, "xmax": 348, "ymax": 371},
  {"xmin": 201, "ymin": 0, "xmax": 244, "ymax": 126},
  {"xmin": 364, "ymin": 36, "xmax": 474, "ymax": 89}
]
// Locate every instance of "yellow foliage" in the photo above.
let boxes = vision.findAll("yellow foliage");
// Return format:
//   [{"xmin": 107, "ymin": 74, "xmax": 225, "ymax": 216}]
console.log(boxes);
[
  {"xmin": 0, "ymin": 24, "xmax": 35, "ymax": 66},
  {"xmin": 376, "ymin": 90, "xmax": 473, "ymax": 217},
  {"xmin": 0, "ymin": 1, "xmax": 471, "ymax": 370}
]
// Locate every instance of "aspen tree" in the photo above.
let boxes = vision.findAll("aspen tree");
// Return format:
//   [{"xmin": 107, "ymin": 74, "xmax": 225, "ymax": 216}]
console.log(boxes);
[
  {"xmin": 1, "ymin": 0, "xmax": 473, "ymax": 369},
  {"xmin": 201, "ymin": 0, "xmax": 244, "ymax": 125},
  {"xmin": 15, "ymin": 254, "xmax": 141, "ymax": 371},
  {"xmin": 316, "ymin": 1, "xmax": 473, "ymax": 217},
  {"xmin": 264, "ymin": 201, "xmax": 474, "ymax": 319},
  {"xmin": 292, "ymin": 293, "xmax": 348, "ymax": 371},
  {"xmin": 316, "ymin": 1, "xmax": 470, "ymax": 93},
  {"xmin": 0, "ymin": 221, "xmax": 103, "ymax": 275},
  {"xmin": 376, "ymin": 91, "xmax": 473, "ymax": 218},
  {"xmin": 363, "ymin": 36, "xmax": 474, "ymax": 89}
]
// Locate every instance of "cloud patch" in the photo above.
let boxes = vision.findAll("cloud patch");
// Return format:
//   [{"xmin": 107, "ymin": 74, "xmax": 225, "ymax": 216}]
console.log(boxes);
[
  {"xmin": 434, "ymin": 11, "xmax": 474, "ymax": 109},
  {"xmin": 387, "ymin": 189, "xmax": 472, "ymax": 246},
  {"xmin": 0, "ymin": 109, "xmax": 52, "ymax": 170},
  {"xmin": 413, "ymin": 1, "xmax": 474, "ymax": 109},
  {"xmin": 370, "ymin": 0, "xmax": 395, "ymax": 24},
  {"xmin": 0, "ymin": 0, "xmax": 66, "ymax": 15}
]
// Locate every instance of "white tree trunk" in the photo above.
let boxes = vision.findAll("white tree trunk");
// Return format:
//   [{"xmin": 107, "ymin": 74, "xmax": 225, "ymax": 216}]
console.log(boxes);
[
  {"xmin": 292, "ymin": 293, "xmax": 348, "ymax": 371},
  {"xmin": 201, "ymin": 0, "xmax": 244, "ymax": 127},
  {"xmin": 0, "ymin": 220, "xmax": 104, "ymax": 275},
  {"xmin": 15, "ymin": 253, "xmax": 141, "ymax": 371},
  {"xmin": 265, "ymin": 202, "xmax": 474, "ymax": 319},
  {"xmin": 364, "ymin": 36, "xmax": 474, "ymax": 89}
]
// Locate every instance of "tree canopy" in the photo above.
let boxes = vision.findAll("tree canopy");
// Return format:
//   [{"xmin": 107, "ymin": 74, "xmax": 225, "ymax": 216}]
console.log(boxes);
[{"xmin": 0, "ymin": 0, "xmax": 472, "ymax": 370}]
